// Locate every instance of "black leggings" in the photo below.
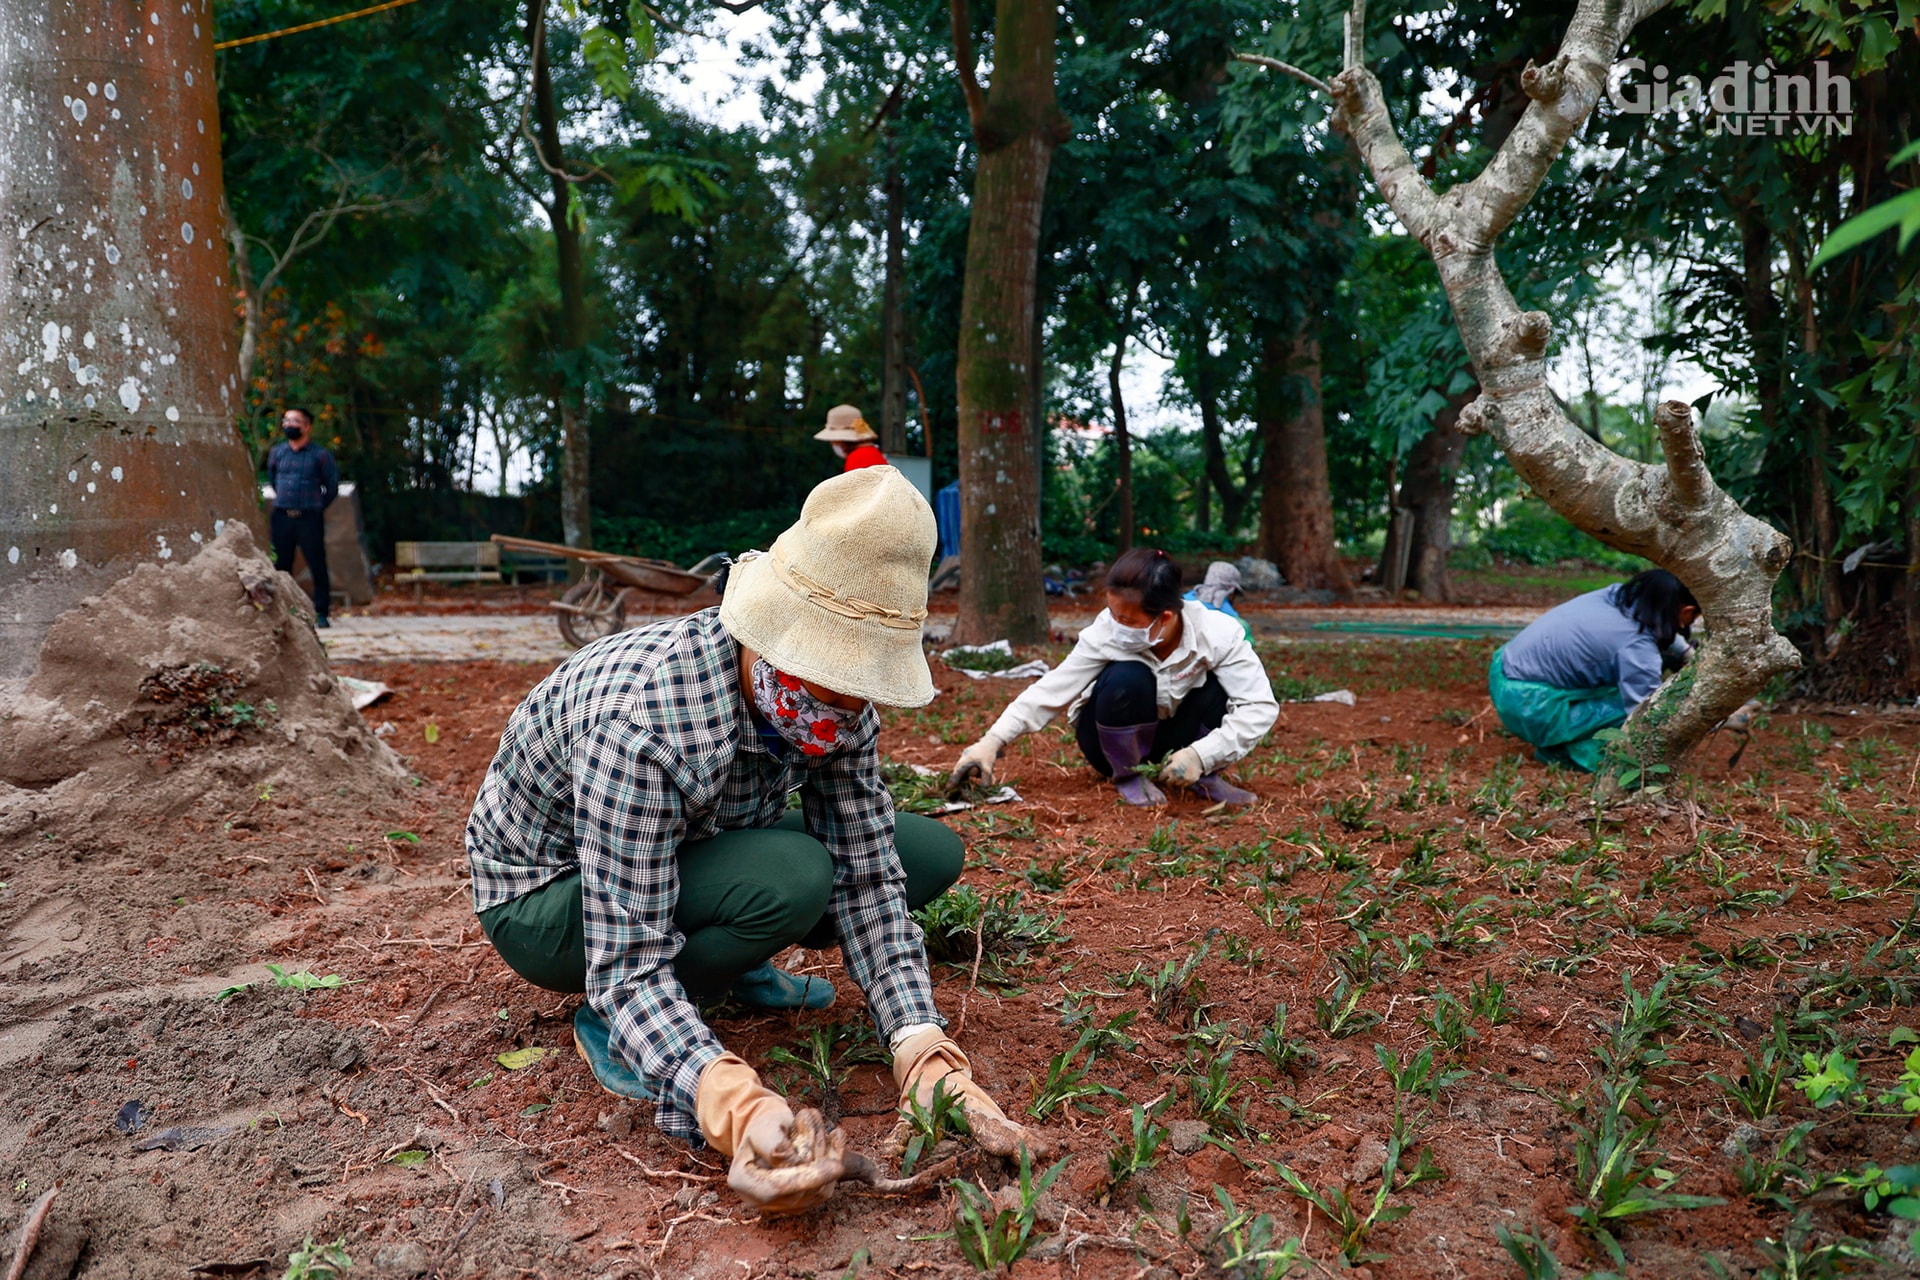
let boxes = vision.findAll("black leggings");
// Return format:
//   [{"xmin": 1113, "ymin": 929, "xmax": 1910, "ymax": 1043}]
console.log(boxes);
[{"xmin": 1074, "ymin": 661, "xmax": 1229, "ymax": 777}]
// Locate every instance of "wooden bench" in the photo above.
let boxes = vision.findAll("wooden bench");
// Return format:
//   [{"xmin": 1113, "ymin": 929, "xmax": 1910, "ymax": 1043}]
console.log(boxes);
[{"xmin": 394, "ymin": 541, "xmax": 502, "ymax": 602}]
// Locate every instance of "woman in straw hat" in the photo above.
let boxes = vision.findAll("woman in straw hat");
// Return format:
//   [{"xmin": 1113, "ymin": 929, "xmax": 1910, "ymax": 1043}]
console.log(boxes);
[
  {"xmin": 465, "ymin": 467, "xmax": 1040, "ymax": 1213},
  {"xmin": 815, "ymin": 403, "xmax": 888, "ymax": 472}
]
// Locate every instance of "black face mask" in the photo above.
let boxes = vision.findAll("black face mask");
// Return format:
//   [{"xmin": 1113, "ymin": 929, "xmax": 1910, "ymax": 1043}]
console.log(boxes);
[{"xmin": 283, "ymin": 423, "xmax": 304, "ymax": 439}]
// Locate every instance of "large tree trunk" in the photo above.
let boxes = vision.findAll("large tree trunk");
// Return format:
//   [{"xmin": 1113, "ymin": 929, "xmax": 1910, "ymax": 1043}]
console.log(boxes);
[
  {"xmin": 1195, "ymin": 325, "xmax": 1250, "ymax": 534},
  {"xmin": 0, "ymin": 0, "xmax": 263, "ymax": 677},
  {"xmin": 1258, "ymin": 324, "xmax": 1351, "ymax": 594},
  {"xmin": 1377, "ymin": 391, "xmax": 1472, "ymax": 600},
  {"xmin": 1109, "ymin": 331, "xmax": 1134, "ymax": 554},
  {"xmin": 1296, "ymin": 0, "xmax": 1798, "ymax": 777},
  {"xmin": 879, "ymin": 129, "xmax": 909, "ymax": 455},
  {"xmin": 529, "ymin": 0, "xmax": 591, "ymax": 550},
  {"xmin": 949, "ymin": 0, "xmax": 1065, "ymax": 645}
]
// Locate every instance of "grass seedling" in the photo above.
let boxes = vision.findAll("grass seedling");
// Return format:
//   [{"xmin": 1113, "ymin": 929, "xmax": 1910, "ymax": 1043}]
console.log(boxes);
[
  {"xmin": 1732, "ymin": 1121, "xmax": 1814, "ymax": 1209},
  {"xmin": 1255, "ymin": 1003, "xmax": 1316, "ymax": 1074},
  {"xmin": 1107, "ymin": 1096, "xmax": 1173, "ymax": 1187},
  {"xmin": 1270, "ymin": 1131, "xmax": 1429, "ymax": 1266},
  {"xmin": 1201, "ymin": 1189, "xmax": 1302, "ymax": 1279},
  {"xmin": 1468, "ymin": 971, "xmax": 1510, "ymax": 1025},
  {"xmin": 1495, "ymin": 1223, "xmax": 1562, "ymax": 1279},
  {"xmin": 899, "ymin": 1078, "xmax": 970, "ymax": 1176},
  {"xmin": 1566, "ymin": 1085, "xmax": 1724, "ymax": 1269},
  {"xmin": 1145, "ymin": 939, "xmax": 1211, "ymax": 1026},
  {"xmin": 949, "ymin": 1147, "xmax": 1069, "ymax": 1272},
  {"xmin": 914, "ymin": 886, "xmax": 1069, "ymax": 986},
  {"xmin": 1420, "ymin": 990, "xmax": 1477, "ymax": 1052},
  {"xmin": 1313, "ymin": 976, "xmax": 1382, "ymax": 1039},
  {"xmin": 1028, "ymin": 1030, "xmax": 1122, "ymax": 1120},
  {"xmin": 1707, "ymin": 1040, "xmax": 1788, "ymax": 1120},
  {"xmin": 1190, "ymin": 1046, "xmax": 1250, "ymax": 1137}
]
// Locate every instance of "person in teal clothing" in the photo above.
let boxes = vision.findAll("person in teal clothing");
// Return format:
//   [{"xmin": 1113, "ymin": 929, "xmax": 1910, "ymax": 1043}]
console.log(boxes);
[{"xmin": 1489, "ymin": 569, "xmax": 1700, "ymax": 772}]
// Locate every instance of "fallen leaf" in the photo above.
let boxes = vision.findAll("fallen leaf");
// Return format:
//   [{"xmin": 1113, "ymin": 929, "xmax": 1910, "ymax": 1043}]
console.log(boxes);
[
  {"xmin": 389, "ymin": 1149, "xmax": 429, "ymax": 1168},
  {"xmin": 495, "ymin": 1046, "xmax": 550, "ymax": 1070},
  {"xmin": 424, "ymin": 722, "xmax": 441, "ymax": 744},
  {"xmin": 520, "ymin": 1101, "xmax": 550, "ymax": 1118}
]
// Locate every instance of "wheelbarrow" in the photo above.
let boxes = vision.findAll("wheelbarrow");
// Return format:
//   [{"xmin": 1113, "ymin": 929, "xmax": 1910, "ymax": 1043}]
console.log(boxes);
[{"xmin": 489, "ymin": 534, "xmax": 723, "ymax": 649}]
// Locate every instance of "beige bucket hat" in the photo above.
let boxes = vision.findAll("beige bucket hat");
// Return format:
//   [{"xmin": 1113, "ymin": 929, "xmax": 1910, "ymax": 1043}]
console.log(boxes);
[
  {"xmin": 813, "ymin": 403, "xmax": 878, "ymax": 443},
  {"xmin": 719, "ymin": 465, "xmax": 937, "ymax": 707}
]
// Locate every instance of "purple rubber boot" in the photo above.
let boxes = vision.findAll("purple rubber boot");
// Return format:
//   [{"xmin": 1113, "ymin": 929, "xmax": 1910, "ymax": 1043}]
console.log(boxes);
[
  {"xmin": 1095, "ymin": 722, "xmax": 1167, "ymax": 807},
  {"xmin": 1189, "ymin": 773, "xmax": 1257, "ymax": 806}
]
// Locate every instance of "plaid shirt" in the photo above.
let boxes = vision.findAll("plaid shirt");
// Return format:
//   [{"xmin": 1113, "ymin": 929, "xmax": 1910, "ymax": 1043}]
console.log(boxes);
[
  {"xmin": 465, "ymin": 608, "xmax": 944, "ymax": 1142},
  {"xmin": 265, "ymin": 440, "xmax": 339, "ymax": 511}
]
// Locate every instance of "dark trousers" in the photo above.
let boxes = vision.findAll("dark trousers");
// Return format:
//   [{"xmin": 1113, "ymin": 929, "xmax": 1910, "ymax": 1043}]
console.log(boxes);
[
  {"xmin": 477, "ymin": 810, "xmax": 965, "ymax": 996},
  {"xmin": 1074, "ymin": 661, "xmax": 1229, "ymax": 776},
  {"xmin": 270, "ymin": 507, "xmax": 330, "ymax": 618}
]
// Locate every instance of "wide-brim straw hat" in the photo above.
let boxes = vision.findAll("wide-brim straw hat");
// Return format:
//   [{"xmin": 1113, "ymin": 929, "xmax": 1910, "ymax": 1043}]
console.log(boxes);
[
  {"xmin": 814, "ymin": 403, "xmax": 878, "ymax": 443},
  {"xmin": 720, "ymin": 465, "xmax": 936, "ymax": 707}
]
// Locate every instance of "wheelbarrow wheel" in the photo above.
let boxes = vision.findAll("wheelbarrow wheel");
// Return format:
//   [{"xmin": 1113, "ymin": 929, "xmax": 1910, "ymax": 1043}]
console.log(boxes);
[{"xmin": 558, "ymin": 578, "xmax": 626, "ymax": 648}]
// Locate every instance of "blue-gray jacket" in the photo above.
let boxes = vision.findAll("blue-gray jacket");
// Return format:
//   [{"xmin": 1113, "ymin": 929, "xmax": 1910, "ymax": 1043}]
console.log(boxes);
[{"xmin": 1500, "ymin": 585, "xmax": 1664, "ymax": 710}]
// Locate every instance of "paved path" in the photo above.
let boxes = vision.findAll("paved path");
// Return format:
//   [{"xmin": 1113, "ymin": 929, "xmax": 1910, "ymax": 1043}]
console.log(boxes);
[{"xmin": 322, "ymin": 605, "xmax": 1544, "ymax": 664}]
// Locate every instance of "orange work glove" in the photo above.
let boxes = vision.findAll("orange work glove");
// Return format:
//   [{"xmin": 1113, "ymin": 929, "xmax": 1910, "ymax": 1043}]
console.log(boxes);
[
  {"xmin": 695, "ymin": 1054, "xmax": 843, "ymax": 1214},
  {"xmin": 888, "ymin": 1027, "xmax": 1050, "ymax": 1160}
]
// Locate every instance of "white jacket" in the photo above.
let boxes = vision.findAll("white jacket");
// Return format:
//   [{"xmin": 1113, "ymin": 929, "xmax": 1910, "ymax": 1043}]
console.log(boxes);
[{"xmin": 985, "ymin": 600, "xmax": 1279, "ymax": 774}]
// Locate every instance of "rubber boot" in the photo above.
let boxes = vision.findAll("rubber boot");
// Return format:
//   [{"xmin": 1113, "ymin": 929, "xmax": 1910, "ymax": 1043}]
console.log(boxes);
[
  {"xmin": 1189, "ymin": 773, "xmax": 1257, "ymax": 806},
  {"xmin": 728, "ymin": 962, "xmax": 835, "ymax": 1011},
  {"xmin": 572, "ymin": 1005, "xmax": 660, "ymax": 1101},
  {"xmin": 1094, "ymin": 722, "xmax": 1167, "ymax": 807}
]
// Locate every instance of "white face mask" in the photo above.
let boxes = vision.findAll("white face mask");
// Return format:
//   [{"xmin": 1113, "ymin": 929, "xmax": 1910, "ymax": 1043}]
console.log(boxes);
[{"xmin": 1109, "ymin": 613, "xmax": 1166, "ymax": 653}]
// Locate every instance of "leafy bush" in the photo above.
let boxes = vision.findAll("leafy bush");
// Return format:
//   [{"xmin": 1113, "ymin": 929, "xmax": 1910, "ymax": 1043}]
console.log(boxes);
[
  {"xmin": 1475, "ymin": 499, "xmax": 1643, "ymax": 570},
  {"xmin": 592, "ymin": 507, "xmax": 798, "ymax": 569}
]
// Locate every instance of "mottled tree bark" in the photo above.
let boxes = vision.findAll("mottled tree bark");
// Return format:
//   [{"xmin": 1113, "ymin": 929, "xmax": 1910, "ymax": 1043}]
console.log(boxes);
[
  {"xmin": 1258, "ymin": 326, "xmax": 1351, "ymax": 594},
  {"xmin": 0, "ymin": 0, "xmax": 263, "ymax": 677},
  {"xmin": 949, "ymin": 0, "xmax": 1066, "ymax": 644},
  {"xmin": 1255, "ymin": 0, "xmax": 1800, "ymax": 775},
  {"xmin": 1377, "ymin": 390, "xmax": 1472, "ymax": 600}
]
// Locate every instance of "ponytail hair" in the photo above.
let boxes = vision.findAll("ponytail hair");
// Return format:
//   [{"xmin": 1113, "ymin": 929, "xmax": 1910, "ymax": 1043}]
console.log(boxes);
[{"xmin": 1106, "ymin": 547, "xmax": 1183, "ymax": 616}]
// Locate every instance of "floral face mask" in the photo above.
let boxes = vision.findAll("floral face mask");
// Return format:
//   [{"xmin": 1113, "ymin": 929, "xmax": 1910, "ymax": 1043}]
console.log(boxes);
[{"xmin": 749, "ymin": 659, "xmax": 864, "ymax": 757}]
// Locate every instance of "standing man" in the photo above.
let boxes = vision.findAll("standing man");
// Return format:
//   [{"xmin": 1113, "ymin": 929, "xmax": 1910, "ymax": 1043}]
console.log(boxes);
[
  {"xmin": 814, "ymin": 404, "xmax": 888, "ymax": 473},
  {"xmin": 265, "ymin": 407, "xmax": 340, "ymax": 628}
]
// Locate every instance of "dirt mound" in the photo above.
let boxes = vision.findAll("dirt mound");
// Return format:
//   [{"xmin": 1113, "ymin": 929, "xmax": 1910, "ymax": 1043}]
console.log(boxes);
[{"xmin": 0, "ymin": 523, "xmax": 406, "ymax": 851}]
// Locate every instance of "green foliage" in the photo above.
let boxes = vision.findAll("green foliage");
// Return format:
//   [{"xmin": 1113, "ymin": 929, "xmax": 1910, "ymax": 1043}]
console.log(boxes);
[
  {"xmin": 266, "ymin": 964, "xmax": 351, "ymax": 991},
  {"xmin": 283, "ymin": 1237, "xmax": 352, "ymax": 1280},
  {"xmin": 1495, "ymin": 1223, "xmax": 1562, "ymax": 1280},
  {"xmin": 913, "ymin": 887, "xmax": 1069, "ymax": 985},
  {"xmin": 1792, "ymin": 1049, "xmax": 1863, "ymax": 1110},
  {"xmin": 899, "ymin": 1078, "xmax": 970, "ymax": 1178},
  {"xmin": 1566, "ymin": 1085, "xmax": 1724, "ymax": 1269},
  {"xmin": 1107, "ymin": 1095, "xmax": 1174, "ymax": 1186},
  {"xmin": 949, "ymin": 1148, "xmax": 1069, "ymax": 1272}
]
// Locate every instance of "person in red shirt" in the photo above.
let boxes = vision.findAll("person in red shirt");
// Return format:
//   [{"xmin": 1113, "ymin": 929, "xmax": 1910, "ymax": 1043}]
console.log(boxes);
[{"xmin": 814, "ymin": 404, "xmax": 887, "ymax": 472}]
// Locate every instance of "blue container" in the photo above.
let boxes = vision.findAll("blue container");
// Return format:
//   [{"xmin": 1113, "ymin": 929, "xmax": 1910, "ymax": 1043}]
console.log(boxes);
[{"xmin": 935, "ymin": 481, "xmax": 962, "ymax": 561}]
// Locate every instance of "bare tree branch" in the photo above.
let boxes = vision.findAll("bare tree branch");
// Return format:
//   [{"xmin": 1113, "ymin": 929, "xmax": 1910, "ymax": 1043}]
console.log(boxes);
[
  {"xmin": 949, "ymin": 0, "xmax": 988, "ymax": 134},
  {"xmin": 1653, "ymin": 399, "xmax": 1709, "ymax": 507},
  {"xmin": 1230, "ymin": 52, "xmax": 1330, "ymax": 97}
]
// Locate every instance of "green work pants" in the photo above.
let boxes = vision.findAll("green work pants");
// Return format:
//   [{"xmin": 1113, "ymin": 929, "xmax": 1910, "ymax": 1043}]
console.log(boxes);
[
  {"xmin": 1487, "ymin": 646, "xmax": 1627, "ymax": 774},
  {"xmin": 477, "ymin": 811, "xmax": 964, "ymax": 996}
]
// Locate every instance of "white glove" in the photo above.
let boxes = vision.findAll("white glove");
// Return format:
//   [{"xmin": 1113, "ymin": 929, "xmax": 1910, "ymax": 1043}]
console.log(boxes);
[
  {"xmin": 949, "ymin": 734, "xmax": 1004, "ymax": 790},
  {"xmin": 1160, "ymin": 746, "xmax": 1206, "ymax": 787}
]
